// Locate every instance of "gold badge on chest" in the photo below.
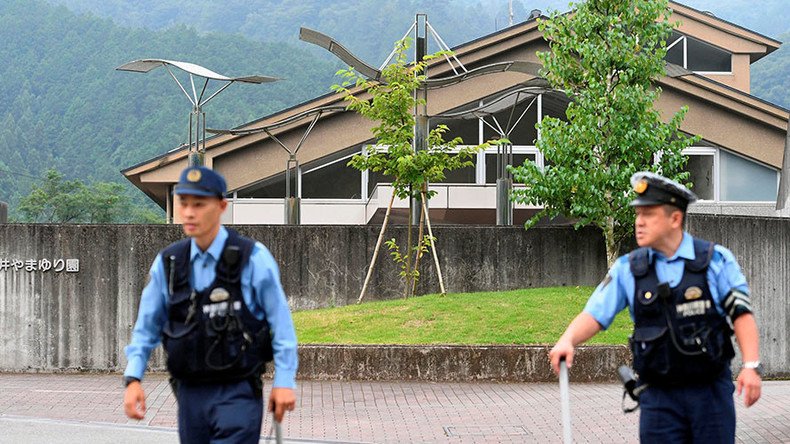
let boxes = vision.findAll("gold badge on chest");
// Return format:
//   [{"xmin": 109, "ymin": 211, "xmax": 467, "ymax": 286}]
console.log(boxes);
[
  {"xmin": 684, "ymin": 286, "xmax": 703, "ymax": 300},
  {"xmin": 209, "ymin": 287, "xmax": 230, "ymax": 302}
]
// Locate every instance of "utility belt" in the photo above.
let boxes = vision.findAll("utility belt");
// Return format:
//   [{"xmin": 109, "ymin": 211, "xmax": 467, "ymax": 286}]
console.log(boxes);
[{"xmin": 169, "ymin": 372, "xmax": 265, "ymax": 402}]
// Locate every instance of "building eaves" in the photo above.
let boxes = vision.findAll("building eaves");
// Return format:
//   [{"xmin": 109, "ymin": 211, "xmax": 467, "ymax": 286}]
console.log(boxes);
[
  {"xmin": 670, "ymin": 1, "xmax": 782, "ymax": 47},
  {"xmin": 664, "ymin": 63, "xmax": 789, "ymax": 119},
  {"xmin": 669, "ymin": 1, "xmax": 781, "ymax": 63}
]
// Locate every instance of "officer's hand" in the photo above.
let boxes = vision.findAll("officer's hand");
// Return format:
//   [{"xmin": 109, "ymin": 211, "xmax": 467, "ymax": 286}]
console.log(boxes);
[
  {"xmin": 268, "ymin": 387, "xmax": 296, "ymax": 423},
  {"xmin": 549, "ymin": 340, "xmax": 575, "ymax": 375},
  {"xmin": 123, "ymin": 381, "xmax": 146, "ymax": 420},
  {"xmin": 737, "ymin": 369, "xmax": 762, "ymax": 407}
]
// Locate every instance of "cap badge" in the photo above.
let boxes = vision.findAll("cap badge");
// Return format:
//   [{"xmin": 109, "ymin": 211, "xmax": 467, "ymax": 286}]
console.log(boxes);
[
  {"xmin": 209, "ymin": 287, "xmax": 230, "ymax": 302},
  {"xmin": 633, "ymin": 179, "xmax": 648, "ymax": 194},
  {"xmin": 684, "ymin": 286, "xmax": 702, "ymax": 300},
  {"xmin": 187, "ymin": 169, "xmax": 202, "ymax": 182}
]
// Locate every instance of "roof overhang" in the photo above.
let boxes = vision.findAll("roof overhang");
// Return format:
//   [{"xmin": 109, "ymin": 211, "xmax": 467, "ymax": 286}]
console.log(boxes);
[{"xmin": 668, "ymin": 2, "xmax": 781, "ymax": 63}]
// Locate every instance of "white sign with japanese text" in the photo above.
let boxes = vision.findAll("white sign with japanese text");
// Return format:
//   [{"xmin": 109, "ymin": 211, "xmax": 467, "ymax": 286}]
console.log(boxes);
[{"xmin": 0, "ymin": 259, "xmax": 80, "ymax": 273}]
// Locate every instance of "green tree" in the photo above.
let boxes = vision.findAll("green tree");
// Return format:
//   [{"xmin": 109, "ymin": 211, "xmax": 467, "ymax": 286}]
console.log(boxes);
[
  {"xmin": 333, "ymin": 40, "xmax": 484, "ymax": 299},
  {"xmin": 18, "ymin": 170, "xmax": 89, "ymax": 223},
  {"xmin": 17, "ymin": 169, "xmax": 163, "ymax": 223},
  {"xmin": 510, "ymin": 0, "xmax": 699, "ymax": 266}
]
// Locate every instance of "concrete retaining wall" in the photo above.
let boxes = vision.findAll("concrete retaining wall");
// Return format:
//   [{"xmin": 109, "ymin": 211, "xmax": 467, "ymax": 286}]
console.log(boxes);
[
  {"xmin": 0, "ymin": 215, "xmax": 788, "ymax": 378},
  {"xmin": 294, "ymin": 345, "xmax": 630, "ymax": 383},
  {"xmin": 686, "ymin": 216, "xmax": 790, "ymax": 378}
]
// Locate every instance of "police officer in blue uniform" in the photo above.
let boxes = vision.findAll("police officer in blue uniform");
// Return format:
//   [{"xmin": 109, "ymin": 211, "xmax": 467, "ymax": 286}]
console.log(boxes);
[
  {"xmin": 122, "ymin": 166, "xmax": 298, "ymax": 443},
  {"xmin": 549, "ymin": 172, "xmax": 762, "ymax": 443}
]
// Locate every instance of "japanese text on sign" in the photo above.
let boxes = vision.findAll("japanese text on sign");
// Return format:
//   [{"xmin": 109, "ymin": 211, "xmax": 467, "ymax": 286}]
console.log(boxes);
[{"xmin": 0, "ymin": 259, "xmax": 80, "ymax": 273}]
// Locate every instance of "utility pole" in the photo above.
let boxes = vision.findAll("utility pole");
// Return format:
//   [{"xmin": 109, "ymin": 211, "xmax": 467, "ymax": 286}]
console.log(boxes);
[
  {"xmin": 509, "ymin": 0, "xmax": 514, "ymax": 26},
  {"xmin": 412, "ymin": 14, "xmax": 429, "ymax": 224}
]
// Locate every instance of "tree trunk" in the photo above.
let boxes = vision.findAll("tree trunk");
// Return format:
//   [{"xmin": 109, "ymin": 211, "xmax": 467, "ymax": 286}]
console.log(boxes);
[
  {"xmin": 422, "ymin": 191, "xmax": 446, "ymax": 295},
  {"xmin": 604, "ymin": 215, "xmax": 619, "ymax": 269},
  {"xmin": 405, "ymin": 189, "xmax": 413, "ymax": 298},
  {"xmin": 410, "ymin": 189, "xmax": 427, "ymax": 296},
  {"xmin": 357, "ymin": 189, "xmax": 397, "ymax": 304}
]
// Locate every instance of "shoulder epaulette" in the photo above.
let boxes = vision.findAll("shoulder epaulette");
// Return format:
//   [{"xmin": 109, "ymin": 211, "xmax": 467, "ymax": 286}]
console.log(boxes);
[
  {"xmin": 629, "ymin": 247, "xmax": 651, "ymax": 277},
  {"xmin": 686, "ymin": 238, "xmax": 715, "ymax": 272}
]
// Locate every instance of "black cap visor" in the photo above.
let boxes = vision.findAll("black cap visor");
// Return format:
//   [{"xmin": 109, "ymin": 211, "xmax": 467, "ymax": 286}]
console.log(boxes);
[
  {"xmin": 629, "ymin": 186, "xmax": 688, "ymax": 210},
  {"xmin": 173, "ymin": 183, "xmax": 222, "ymax": 198}
]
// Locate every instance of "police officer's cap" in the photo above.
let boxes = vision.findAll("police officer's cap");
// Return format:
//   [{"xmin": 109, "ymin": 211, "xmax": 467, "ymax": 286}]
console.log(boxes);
[
  {"xmin": 173, "ymin": 166, "xmax": 227, "ymax": 198},
  {"xmin": 629, "ymin": 171, "xmax": 697, "ymax": 211}
]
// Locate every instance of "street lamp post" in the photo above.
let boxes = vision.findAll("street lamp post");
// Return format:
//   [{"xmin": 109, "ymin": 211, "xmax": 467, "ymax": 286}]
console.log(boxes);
[
  {"xmin": 116, "ymin": 59, "xmax": 278, "ymax": 167},
  {"xmin": 208, "ymin": 105, "xmax": 347, "ymax": 225},
  {"xmin": 434, "ymin": 83, "xmax": 558, "ymax": 225}
]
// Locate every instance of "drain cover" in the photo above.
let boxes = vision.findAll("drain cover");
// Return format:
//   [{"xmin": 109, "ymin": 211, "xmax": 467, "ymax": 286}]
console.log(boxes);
[{"xmin": 444, "ymin": 425, "xmax": 529, "ymax": 437}]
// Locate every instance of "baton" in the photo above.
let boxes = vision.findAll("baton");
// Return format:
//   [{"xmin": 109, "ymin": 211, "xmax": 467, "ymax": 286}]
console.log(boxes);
[
  {"xmin": 274, "ymin": 417, "xmax": 283, "ymax": 444},
  {"xmin": 559, "ymin": 358, "xmax": 572, "ymax": 444}
]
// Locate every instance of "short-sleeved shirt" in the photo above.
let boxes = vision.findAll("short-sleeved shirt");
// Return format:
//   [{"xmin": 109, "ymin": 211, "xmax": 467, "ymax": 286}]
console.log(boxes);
[
  {"xmin": 123, "ymin": 226, "xmax": 298, "ymax": 388},
  {"xmin": 584, "ymin": 232, "xmax": 749, "ymax": 330}
]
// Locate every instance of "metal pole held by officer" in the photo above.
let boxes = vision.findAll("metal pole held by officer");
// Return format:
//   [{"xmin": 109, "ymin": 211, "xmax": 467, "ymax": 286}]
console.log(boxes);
[
  {"xmin": 122, "ymin": 166, "xmax": 299, "ymax": 443},
  {"xmin": 548, "ymin": 171, "xmax": 762, "ymax": 443}
]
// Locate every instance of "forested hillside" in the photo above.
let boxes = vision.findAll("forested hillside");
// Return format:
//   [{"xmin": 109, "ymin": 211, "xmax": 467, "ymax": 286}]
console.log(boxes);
[
  {"xmin": 0, "ymin": 0, "xmax": 340, "ymax": 217},
  {"xmin": 43, "ymin": 0, "xmax": 789, "ymax": 109},
  {"xmin": 44, "ymin": 0, "xmax": 566, "ymax": 63},
  {"xmin": 752, "ymin": 32, "xmax": 790, "ymax": 111},
  {"xmin": 44, "ymin": 0, "xmax": 789, "ymax": 60}
]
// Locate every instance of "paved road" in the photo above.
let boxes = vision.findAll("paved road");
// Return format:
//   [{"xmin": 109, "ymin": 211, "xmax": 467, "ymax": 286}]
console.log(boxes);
[{"xmin": 0, "ymin": 373, "xmax": 787, "ymax": 443}]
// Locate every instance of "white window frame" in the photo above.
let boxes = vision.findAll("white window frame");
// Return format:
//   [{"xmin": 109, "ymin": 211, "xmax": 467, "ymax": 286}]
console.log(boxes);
[
  {"xmin": 666, "ymin": 33, "xmax": 732, "ymax": 75},
  {"xmin": 682, "ymin": 146, "xmax": 718, "ymax": 201},
  {"xmin": 300, "ymin": 151, "xmax": 364, "ymax": 201},
  {"xmin": 681, "ymin": 146, "xmax": 780, "ymax": 203}
]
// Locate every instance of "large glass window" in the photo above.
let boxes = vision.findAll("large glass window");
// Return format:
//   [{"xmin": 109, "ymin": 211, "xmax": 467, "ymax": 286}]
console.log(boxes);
[
  {"xmin": 302, "ymin": 157, "xmax": 362, "ymax": 199},
  {"xmin": 685, "ymin": 154, "xmax": 714, "ymax": 200},
  {"xmin": 687, "ymin": 37, "xmax": 731, "ymax": 72},
  {"xmin": 720, "ymin": 151, "xmax": 777, "ymax": 201},
  {"xmin": 236, "ymin": 175, "xmax": 286, "ymax": 198},
  {"xmin": 436, "ymin": 153, "xmax": 477, "ymax": 184},
  {"xmin": 664, "ymin": 31, "xmax": 731, "ymax": 73},
  {"xmin": 430, "ymin": 117, "xmax": 479, "ymax": 145}
]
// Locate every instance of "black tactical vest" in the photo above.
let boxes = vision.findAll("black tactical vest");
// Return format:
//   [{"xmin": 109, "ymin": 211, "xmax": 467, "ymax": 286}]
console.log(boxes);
[
  {"xmin": 161, "ymin": 229, "xmax": 273, "ymax": 383},
  {"xmin": 629, "ymin": 238, "xmax": 734, "ymax": 386}
]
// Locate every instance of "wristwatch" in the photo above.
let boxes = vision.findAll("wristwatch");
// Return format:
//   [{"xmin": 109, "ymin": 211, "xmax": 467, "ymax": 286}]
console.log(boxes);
[
  {"xmin": 123, "ymin": 376, "xmax": 141, "ymax": 387},
  {"xmin": 743, "ymin": 361, "xmax": 764, "ymax": 377}
]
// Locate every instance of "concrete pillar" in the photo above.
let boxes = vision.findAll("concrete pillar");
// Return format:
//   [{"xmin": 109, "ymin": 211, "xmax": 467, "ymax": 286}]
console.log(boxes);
[
  {"xmin": 0, "ymin": 201, "xmax": 6, "ymax": 223},
  {"xmin": 776, "ymin": 121, "xmax": 790, "ymax": 216}
]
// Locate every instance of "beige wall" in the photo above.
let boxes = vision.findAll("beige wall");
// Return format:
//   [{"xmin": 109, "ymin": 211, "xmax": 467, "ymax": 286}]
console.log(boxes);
[{"xmin": 657, "ymin": 85, "xmax": 785, "ymax": 168}]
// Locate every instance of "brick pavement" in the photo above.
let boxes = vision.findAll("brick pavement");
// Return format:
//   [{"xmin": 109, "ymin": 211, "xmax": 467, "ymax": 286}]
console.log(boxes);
[{"xmin": 0, "ymin": 373, "xmax": 788, "ymax": 443}]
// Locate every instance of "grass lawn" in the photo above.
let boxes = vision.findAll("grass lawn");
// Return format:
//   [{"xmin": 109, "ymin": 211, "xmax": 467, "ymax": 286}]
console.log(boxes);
[{"xmin": 293, "ymin": 287, "xmax": 632, "ymax": 345}]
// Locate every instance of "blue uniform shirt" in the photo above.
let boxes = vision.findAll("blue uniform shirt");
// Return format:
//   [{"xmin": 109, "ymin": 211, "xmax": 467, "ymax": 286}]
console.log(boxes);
[
  {"xmin": 124, "ymin": 226, "xmax": 298, "ymax": 388},
  {"xmin": 584, "ymin": 232, "xmax": 749, "ymax": 330}
]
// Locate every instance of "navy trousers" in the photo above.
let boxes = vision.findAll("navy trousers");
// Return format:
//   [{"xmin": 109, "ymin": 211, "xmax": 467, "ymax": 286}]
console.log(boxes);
[
  {"xmin": 639, "ymin": 369, "xmax": 735, "ymax": 444},
  {"xmin": 176, "ymin": 379, "xmax": 263, "ymax": 444}
]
